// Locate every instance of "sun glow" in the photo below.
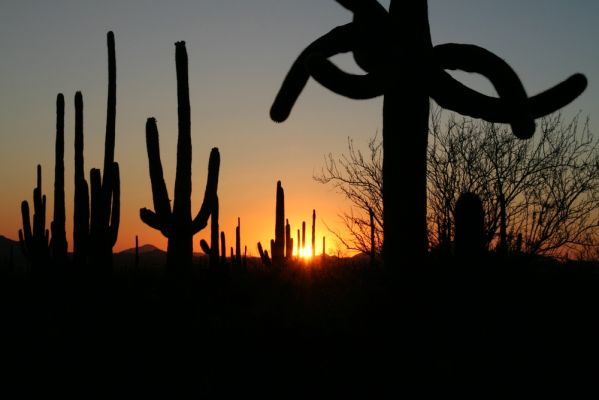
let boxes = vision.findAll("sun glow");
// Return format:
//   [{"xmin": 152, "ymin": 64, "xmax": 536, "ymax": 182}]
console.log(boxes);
[{"xmin": 296, "ymin": 245, "xmax": 315, "ymax": 260}]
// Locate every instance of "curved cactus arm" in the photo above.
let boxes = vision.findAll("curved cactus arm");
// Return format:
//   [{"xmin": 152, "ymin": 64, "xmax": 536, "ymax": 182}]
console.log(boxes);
[
  {"xmin": 191, "ymin": 148, "xmax": 221, "ymax": 234},
  {"xmin": 19, "ymin": 201, "xmax": 32, "ymax": 255},
  {"xmin": 434, "ymin": 43, "xmax": 534, "ymax": 136},
  {"xmin": 139, "ymin": 208, "xmax": 165, "ymax": 232},
  {"xmin": 335, "ymin": 0, "xmax": 385, "ymax": 14},
  {"xmin": 270, "ymin": 23, "xmax": 356, "ymax": 122},
  {"xmin": 144, "ymin": 118, "xmax": 172, "ymax": 221},
  {"xmin": 109, "ymin": 162, "xmax": 120, "ymax": 247},
  {"xmin": 431, "ymin": 69, "xmax": 587, "ymax": 139},
  {"xmin": 306, "ymin": 54, "xmax": 384, "ymax": 99},
  {"xmin": 431, "ymin": 44, "xmax": 587, "ymax": 138},
  {"xmin": 199, "ymin": 239, "xmax": 211, "ymax": 255}
]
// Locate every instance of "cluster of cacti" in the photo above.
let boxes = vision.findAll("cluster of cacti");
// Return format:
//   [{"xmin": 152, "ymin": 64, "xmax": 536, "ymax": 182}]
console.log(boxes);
[
  {"xmin": 19, "ymin": 165, "xmax": 50, "ymax": 271},
  {"xmin": 140, "ymin": 41, "xmax": 220, "ymax": 273},
  {"xmin": 270, "ymin": 0, "xmax": 587, "ymax": 263},
  {"xmin": 19, "ymin": 94, "xmax": 68, "ymax": 271},
  {"xmin": 454, "ymin": 192, "xmax": 486, "ymax": 260},
  {"xmin": 73, "ymin": 31, "xmax": 120, "ymax": 271},
  {"xmin": 257, "ymin": 181, "xmax": 285, "ymax": 266}
]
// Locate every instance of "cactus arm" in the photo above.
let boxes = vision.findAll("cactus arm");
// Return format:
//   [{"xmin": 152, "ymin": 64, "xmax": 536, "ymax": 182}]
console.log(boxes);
[
  {"xmin": 73, "ymin": 91, "xmax": 90, "ymax": 262},
  {"xmin": 191, "ymin": 148, "xmax": 220, "ymax": 234},
  {"xmin": 270, "ymin": 23, "xmax": 356, "ymax": 122},
  {"xmin": 139, "ymin": 208, "xmax": 166, "ymax": 234},
  {"xmin": 19, "ymin": 201, "xmax": 33, "ymax": 254},
  {"xmin": 199, "ymin": 239, "xmax": 211, "ymax": 255},
  {"xmin": 172, "ymin": 41, "xmax": 192, "ymax": 224},
  {"xmin": 431, "ymin": 44, "xmax": 587, "ymax": 138},
  {"xmin": 109, "ymin": 162, "xmax": 120, "ymax": 246},
  {"xmin": 144, "ymin": 118, "xmax": 172, "ymax": 224},
  {"xmin": 103, "ymin": 31, "xmax": 116, "ymax": 176},
  {"xmin": 306, "ymin": 54, "xmax": 384, "ymax": 99}
]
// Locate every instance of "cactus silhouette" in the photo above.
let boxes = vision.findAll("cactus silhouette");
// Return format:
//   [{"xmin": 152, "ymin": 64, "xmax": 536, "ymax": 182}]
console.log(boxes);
[
  {"xmin": 273, "ymin": 181, "xmax": 285, "ymax": 263},
  {"xmin": 51, "ymin": 94, "xmax": 67, "ymax": 267},
  {"xmin": 72, "ymin": 31, "xmax": 120, "ymax": 270},
  {"xmin": 285, "ymin": 219, "xmax": 293, "ymax": 259},
  {"xmin": 257, "ymin": 241, "xmax": 271, "ymax": 266},
  {"xmin": 311, "ymin": 209, "xmax": 316, "ymax": 258},
  {"xmin": 140, "ymin": 41, "xmax": 220, "ymax": 273},
  {"xmin": 270, "ymin": 0, "xmax": 587, "ymax": 262},
  {"xmin": 454, "ymin": 192, "xmax": 486, "ymax": 260},
  {"xmin": 200, "ymin": 196, "xmax": 220, "ymax": 268},
  {"xmin": 235, "ymin": 217, "xmax": 242, "ymax": 266},
  {"xmin": 19, "ymin": 165, "xmax": 50, "ymax": 271}
]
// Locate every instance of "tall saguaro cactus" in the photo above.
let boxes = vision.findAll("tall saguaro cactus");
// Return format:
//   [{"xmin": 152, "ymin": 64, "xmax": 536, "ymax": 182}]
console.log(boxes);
[
  {"xmin": 272, "ymin": 181, "xmax": 285, "ymax": 263},
  {"xmin": 140, "ymin": 41, "xmax": 220, "ymax": 272},
  {"xmin": 72, "ymin": 31, "xmax": 120, "ymax": 270},
  {"xmin": 51, "ymin": 94, "xmax": 67, "ymax": 267},
  {"xmin": 270, "ymin": 0, "xmax": 587, "ymax": 263}
]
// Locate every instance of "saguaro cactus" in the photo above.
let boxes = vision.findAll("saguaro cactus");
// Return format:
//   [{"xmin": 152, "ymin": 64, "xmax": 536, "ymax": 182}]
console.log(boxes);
[
  {"xmin": 311, "ymin": 209, "xmax": 316, "ymax": 258},
  {"xmin": 272, "ymin": 181, "xmax": 285, "ymax": 263},
  {"xmin": 72, "ymin": 31, "xmax": 120, "ymax": 270},
  {"xmin": 270, "ymin": 0, "xmax": 587, "ymax": 263},
  {"xmin": 51, "ymin": 94, "xmax": 67, "ymax": 267},
  {"xmin": 285, "ymin": 219, "xmax": 293, "ymax": 259},
  {"xmin": 140, "ymin": 41, "xmax": 220, "ymax": 272},
  {"xmin": 235, "ymin": 217, "xmax": 242, "ymax": 265},
  {"xmin": 19, "ymin": 165, "xmax": 50, "ymax": 270}
]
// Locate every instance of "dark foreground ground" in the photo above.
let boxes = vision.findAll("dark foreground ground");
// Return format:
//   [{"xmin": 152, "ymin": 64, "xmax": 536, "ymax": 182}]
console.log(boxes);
[{"xmin": 1, "ymin": 254, "xmax": 599, "ymax": 396}]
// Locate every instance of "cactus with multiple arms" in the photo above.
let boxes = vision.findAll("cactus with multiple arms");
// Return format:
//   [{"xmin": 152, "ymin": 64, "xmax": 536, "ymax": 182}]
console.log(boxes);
[
  {"xmin": 19, "ymin": 165, "xmax": 50, "ymax": 270},
  {"xmin": 270, "ymin": 0, "xmax": 587, "ymax": 262},
  {"xmin": 140, "ymin": 41, "xmax": 220, "ymax": 272},
  {"xmin": 72, "ymin": 31, "xmax": 120, "ymax": 270}
]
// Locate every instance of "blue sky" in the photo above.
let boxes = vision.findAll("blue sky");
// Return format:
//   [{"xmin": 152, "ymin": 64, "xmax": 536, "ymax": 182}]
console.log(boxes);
[{"xmin": 0, "ymin": 0, "xmax": 597, "ymax": 254}]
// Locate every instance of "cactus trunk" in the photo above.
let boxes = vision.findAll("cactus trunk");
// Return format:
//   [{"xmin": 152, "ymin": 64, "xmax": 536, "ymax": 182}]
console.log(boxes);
[
  {"xmin": 140, "ymin": 41, "xmax": 220, "ymax": 273},
  {"xmin": 51, "ymin": 93, "xmax": 67, "ymax": 267},
  {"xmin": 311, "ymin": 209, "xmax": 316, "ymax": 258}
]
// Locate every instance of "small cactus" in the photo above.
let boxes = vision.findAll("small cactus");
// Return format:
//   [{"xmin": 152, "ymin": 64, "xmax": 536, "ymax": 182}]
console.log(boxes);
[{"xmin": 454, "ymin": 192, "xmax": 486, "ymax": 260}]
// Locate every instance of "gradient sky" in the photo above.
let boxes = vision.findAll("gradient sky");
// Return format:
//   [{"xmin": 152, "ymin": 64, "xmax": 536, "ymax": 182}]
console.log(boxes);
[{"xmin": 1, "ymin": 0, "xmax": 598, "ymax": 256}]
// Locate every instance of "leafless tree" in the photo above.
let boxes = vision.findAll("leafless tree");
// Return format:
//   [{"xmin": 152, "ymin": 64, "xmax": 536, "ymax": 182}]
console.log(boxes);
[
  {"xmin": 317, "ymin": 108, "xmax": 599, "ymax": 260},
  {"xmin": 314, "ymin": 135, "xmax": 383, "ymax": 256}
]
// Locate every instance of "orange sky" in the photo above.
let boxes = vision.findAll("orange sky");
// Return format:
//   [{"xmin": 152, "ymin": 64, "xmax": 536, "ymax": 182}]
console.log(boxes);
[{"xmin": 1, "ymin": 1, "xmax": 597, "ymax": 257}]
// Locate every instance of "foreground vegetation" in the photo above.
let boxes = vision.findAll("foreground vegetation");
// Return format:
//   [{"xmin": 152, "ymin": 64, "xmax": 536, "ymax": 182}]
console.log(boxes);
[{"xmin": 1, "ymin": 254, "xmax": 598, "ymax": 395}]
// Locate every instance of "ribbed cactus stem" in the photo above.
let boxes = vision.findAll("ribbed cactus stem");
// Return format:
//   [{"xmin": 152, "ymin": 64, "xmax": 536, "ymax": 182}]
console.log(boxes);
[
  {"xmin": 51, "ymin": 93, "xmax": 67, "ymax": 267},
  {"xmin": 297, "ymin": 229, "xmax": 300, "ymax": 257},
  {"xmin": 322, "ymin": 236, "xmax": 326, "ymax": 259}
]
